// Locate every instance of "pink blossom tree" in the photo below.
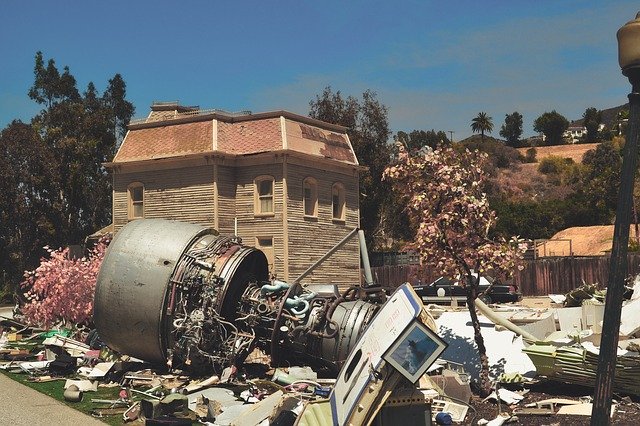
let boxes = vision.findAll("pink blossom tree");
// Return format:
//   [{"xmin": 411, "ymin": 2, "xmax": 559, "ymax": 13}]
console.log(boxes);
[
  {"xmin": 384, "ymin": 145, "xmax": 526, "ymax": 395},
  {"xmin": 20, "ymin": 237, "xmax": 109, "ymax": 328}
]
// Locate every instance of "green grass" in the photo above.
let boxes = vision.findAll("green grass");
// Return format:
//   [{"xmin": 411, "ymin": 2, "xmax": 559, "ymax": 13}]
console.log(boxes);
[{"xmin": 0, "ymin": 370, "xmax": 124, "ymax": 425}]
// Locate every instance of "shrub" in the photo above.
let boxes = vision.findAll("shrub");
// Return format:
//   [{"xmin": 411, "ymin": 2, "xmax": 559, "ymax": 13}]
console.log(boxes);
[
  {"xmin": 20, "ymin": 237, "xmax": 109, "ymax": 328},
  {"xmin": 538, "ymin": 155, "xmax": 575, "ymax": 175},
  {"xmin": 524, "ymin": 148, "xmax": 537, "ymax": 163},
  {"xmin": 459, "ymin": 137, "xmax": 521, "ymax": 170}
]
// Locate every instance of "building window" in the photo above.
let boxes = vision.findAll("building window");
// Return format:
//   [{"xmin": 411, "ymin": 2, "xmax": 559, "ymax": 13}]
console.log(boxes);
[
  {"xmin": 303, "ymin": 177, "xmax": 318, "ymax": 217},
  {"xmin": 332, "ymin": 182, "xmax": 345, "ymax": 221},
  {"xmin": 255, "ymin": 176, "xmax": 274, "ymax": 216},
  {"xmin": 128, "ymin": 182, "xmax": 144, "ymax": 220}
]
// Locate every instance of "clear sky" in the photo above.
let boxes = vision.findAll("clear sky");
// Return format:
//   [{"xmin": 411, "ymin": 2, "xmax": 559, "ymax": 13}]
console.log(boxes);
[{"xmin": 1, "ymin": 1, "xmax": 638, "ymax": 141}]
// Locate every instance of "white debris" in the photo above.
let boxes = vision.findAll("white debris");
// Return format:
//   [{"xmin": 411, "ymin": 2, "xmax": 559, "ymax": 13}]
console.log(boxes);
[
  {"xmin": 620, "ymin": 297, "xmax": 640, "ymax": 337},
  {"xmin": 435, "ymin": 312, "xmax": 536, "ymax": 381},
  {"xmin": 548, "ymin": 294, "xmax": 566, "ymax": 304}
]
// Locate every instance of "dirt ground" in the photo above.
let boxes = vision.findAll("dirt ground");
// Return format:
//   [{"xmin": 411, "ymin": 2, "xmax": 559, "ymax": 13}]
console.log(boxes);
[
  {"xmin": 516, "ymin": 143, "xmax": 599, "ymax": 163},
  {"xmin": 468, "ymin": 380, "xmax": 640, "ymax": 425}
]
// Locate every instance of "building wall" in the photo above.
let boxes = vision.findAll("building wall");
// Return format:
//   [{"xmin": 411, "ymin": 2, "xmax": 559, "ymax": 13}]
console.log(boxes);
[
  {"xmin": 216, "ymin": 164, "xmax": 237, "ymax": 235},
  {"xmin": 286, "ymin": 162, "xmax": 360, "ymax": 287},
  {"xmin": 234, "ymin": 162, "xmax": 285, "ymax": 279},
  {"xmin": 111, "ymin": 156, "xmax": 360, "ymax": 287},
  {"xmin": 113, "ymin": 164, "xmax": 215, "ymax": 232}
]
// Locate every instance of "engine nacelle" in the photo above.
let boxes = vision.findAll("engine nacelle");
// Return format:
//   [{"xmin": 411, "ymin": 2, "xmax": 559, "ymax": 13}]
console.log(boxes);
[{"xmin": 94, "ymin": 219, "xmax": 381, "ymax": 374}]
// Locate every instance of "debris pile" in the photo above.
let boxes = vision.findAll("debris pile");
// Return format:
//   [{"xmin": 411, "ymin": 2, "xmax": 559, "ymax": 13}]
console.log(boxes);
[
  {"xmin": 1, "ymin": 283, "xmax": 471, "ymax": 425},
  {"xmin": 5, "ymin": 218, "xmax": 640, "ymax": 424}
]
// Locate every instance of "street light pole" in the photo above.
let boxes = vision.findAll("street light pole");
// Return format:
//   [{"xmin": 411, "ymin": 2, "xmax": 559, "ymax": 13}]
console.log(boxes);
[{"xmin": 591, "ymin": 12, "xmax": 640, "ymax": 425}]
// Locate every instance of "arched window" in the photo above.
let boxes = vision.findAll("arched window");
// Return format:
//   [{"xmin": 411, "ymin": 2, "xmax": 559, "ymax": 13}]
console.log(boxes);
[
  {"xmin": 303, "ymin": 177, "xmax": 318, "ymax": 217},
  {"xmin": 332, "ymin": 182, "xmax": 345, "ymax": 221},
  {"xmin": 128, "ymin": 182, "xmax": 144, "ymax": 220},
  {"xmin": 254, "ymin": 175, "xmax": 274, "ymax": 216}
]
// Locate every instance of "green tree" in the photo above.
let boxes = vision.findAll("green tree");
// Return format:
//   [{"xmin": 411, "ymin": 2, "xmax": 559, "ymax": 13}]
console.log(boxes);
[
  {"xmin": 579, "ymin": 141, "xmax": 622, "ymax": 217},
  {"xmin": 471, "ymin": 112, "xmax": 493, "ymax": 142},
  {"xmin": 0, "ymin": 121, "xmax": 59, "ymax": 297},
  {"xmin": 499, "ymin": 112, "xmax": 523, "ymax": 147},
  {"xmin": 533, "ymin": 110, "xmax": 569, "ymax": 146},
  {"xmin": 309, "ymin": 87, "xmax": 391, "ymax": 248},
  {"xmin": 28, "ymin": 52, "xmax": 134, "ymax": 245},
  {"xmin": 460, "ymin": 137, "xmax": 520, "ymax": 170},
  {"xmin": 28, "ymin": 51, "xmax": 80, "ymax": 107},
  {"xmin": 0, "ymin": 52, "xmax": 134, "ymax": 297},
  {"xmin": 583, "ymin": 107, "xmax": 602, "ymax": 143},
  {"xmin": 395, "ymin": 129, "xmax": 449, "ymax": 152}
]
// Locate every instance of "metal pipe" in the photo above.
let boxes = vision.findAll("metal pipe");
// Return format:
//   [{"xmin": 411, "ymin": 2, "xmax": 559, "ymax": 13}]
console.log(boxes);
[
  {"xmin": 358, "ymin": 229, "xmax": 374, "ymax": 287},
  {"xmin": 292, "ymin": 227, "xmax": 359, "ymax": 284},
  {"xmin": 474, "ymin": 298, "xmax": 538, "ymax": 343},
  {"xmin": 260, "ymin": 280, "xmax": 290, "ymax": 295}
]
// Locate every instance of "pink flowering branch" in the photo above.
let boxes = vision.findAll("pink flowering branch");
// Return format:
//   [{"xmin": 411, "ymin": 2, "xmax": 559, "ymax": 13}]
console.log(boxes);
[{"xmin": 20, "ymin": 237, "xmax": 110, "ymax": 328}]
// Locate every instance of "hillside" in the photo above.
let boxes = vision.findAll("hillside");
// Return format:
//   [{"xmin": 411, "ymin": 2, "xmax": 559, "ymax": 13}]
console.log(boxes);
[
  {"xmin": 570, "ymin": 103, "xmax": 628, "ymax": 129},
  {"xmin": 458, "ymin": 134, "xmax": 505, "ymax": 145},
  {"xmin": 517, "ymin": 143, "xmax": 599, "ymax": 163},
  {"xmin": 545, "ymin": 225, "xmax": 640, "ymax": 256}
]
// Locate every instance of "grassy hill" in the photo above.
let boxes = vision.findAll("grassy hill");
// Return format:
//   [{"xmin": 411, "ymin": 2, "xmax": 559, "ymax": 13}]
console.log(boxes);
[{"xmin": 516, "ymin": 143, "xmax": 598, "ymax": 163}]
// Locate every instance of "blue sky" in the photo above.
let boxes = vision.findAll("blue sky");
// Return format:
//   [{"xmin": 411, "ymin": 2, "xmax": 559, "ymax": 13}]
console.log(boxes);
[{"xmin": 1, "ymin": 1, "xmax": 637, "ymax": 140}]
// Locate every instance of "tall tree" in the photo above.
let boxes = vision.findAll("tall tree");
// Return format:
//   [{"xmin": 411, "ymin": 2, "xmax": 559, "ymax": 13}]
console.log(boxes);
[
  {"xmin": 28, "ymin": 52, "xmax": 134, "ymax": 245},
  {"xmin": 395, "ymin": 129, "xmax": 449, "ymax": 152},
  {"xmin": 582, "ymin": 107, "xmax": 602, "ymax": 143},
  {"xmin": 471, "ymin": 112, "xmax": 493, "ymax": 142},
  {"xmin": 533, "ymin": 110, "xmax": 569, "ymax": 146},
  {"xmin": 309, "ymin": 87, "xmax": 391, "ymax": 248},
  {"xmin": 0, "ymin": 121, "xmax": 60, "ymax": 295},
  {"xmin": 385, "ymin": 146, "xmax": 526, "ymax": 395},
  {"xmin": 103, "ymin": 74, "xmax": 135, "ymax": 145},
  {"xmin": 0, "ymin": 52, "xmax": 134, "ymax": 297},
  {"xmin": 28, "ymin": 51, "xmax": 80, "ymax": 107},
  {"xmin": 580, "ymin": 141, "xmax": 622, "ymax": 217},
  {"xmin": 499, "ymin": 112, "xmax": 523, "ymax": 147}
]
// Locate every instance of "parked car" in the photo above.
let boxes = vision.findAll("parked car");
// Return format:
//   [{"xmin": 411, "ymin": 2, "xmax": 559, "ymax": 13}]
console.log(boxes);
[{"xmin": 412, "ymin": 274, "xmax": 522, "ymax": 305}]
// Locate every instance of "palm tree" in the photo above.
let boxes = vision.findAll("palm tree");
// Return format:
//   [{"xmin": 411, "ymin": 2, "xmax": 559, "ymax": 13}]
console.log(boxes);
[{"xmin": 471, "ymin": 112, "xmax": 494, "ymax": 142}]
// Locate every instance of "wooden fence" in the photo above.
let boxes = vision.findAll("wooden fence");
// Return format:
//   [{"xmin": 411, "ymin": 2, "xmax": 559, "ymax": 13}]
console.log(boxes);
[{"xmin": 369, "ymin": 253, "xmax": 640, "ymax": 296}]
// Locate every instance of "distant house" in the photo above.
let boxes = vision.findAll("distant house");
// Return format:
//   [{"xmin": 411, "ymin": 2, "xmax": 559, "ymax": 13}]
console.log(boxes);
[
  {"xmin": 105, "ymin": 102, "xmax": 363, "ymax": 286},
  {"xmin": 563, "ymin": 122, "xmax": 606, "ymax": 143},
  {"xmin": 563, "ymin": 123, "xmax": 587, "ymax": 143}
]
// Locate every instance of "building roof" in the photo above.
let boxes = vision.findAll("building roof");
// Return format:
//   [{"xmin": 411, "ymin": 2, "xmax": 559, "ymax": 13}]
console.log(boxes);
[{"xmin": 111, "ymin": 103, "xmax": 358, "ymax": 166}]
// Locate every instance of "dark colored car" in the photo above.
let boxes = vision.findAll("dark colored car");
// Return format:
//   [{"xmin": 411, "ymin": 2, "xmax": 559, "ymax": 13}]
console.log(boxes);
[{"xmin": 412, "ymin": 274, "xmax": 522, "ymax": 305}]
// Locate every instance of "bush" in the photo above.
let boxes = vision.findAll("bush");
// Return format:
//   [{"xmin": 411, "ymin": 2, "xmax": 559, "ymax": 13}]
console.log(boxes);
[
  {"xmin": 459, "ymin": 138, "xmax": 521, "ymax": 170},
  {"xmin": 523, "ymin": 148, "xmax": 537, "ymax": 163},
  {"xmin": 538, "ymin": 156, "xmax": 575, "ymax": 175},
  {"xmin": 20, "ymin": 237, "xmax": 109, "ymax": 328}
]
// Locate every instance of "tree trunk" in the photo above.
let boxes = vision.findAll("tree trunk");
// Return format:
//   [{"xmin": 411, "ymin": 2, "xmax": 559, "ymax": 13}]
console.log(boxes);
[{"xmin": 466, "ymin": 282, "xmax": 492, "ymax": 396}]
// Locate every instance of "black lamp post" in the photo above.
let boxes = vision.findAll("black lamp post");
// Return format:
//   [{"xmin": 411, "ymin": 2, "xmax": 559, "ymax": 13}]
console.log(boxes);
[{"xmin": 591, "ymin": 12, "xmax": 640, "ymax": 425}]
